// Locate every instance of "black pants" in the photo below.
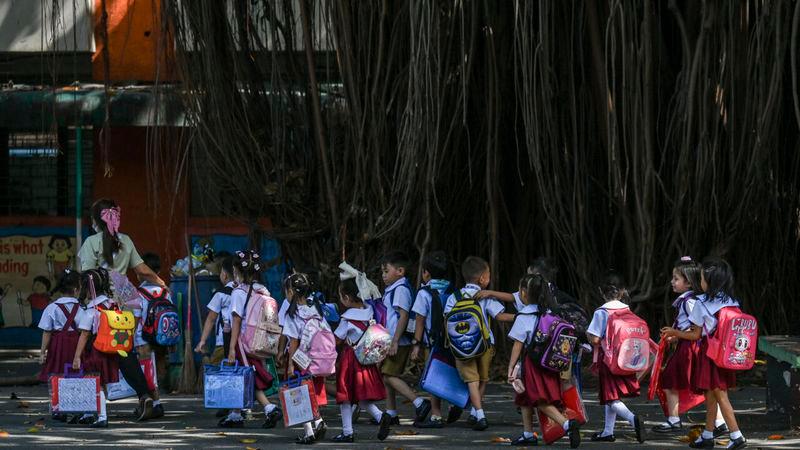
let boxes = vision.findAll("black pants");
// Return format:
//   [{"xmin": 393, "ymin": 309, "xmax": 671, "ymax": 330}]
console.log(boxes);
[{"xmin": 118, "ymin": 350, "xmax": 150, "ymax": 399}]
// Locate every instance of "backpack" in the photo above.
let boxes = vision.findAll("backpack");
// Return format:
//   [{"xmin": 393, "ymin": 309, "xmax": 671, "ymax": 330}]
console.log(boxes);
[
  {"xmin": 705, "ymin": 306, "xmax": 757, "ymax": 371},
  {"xmin": 239, "ymin": 285, "xmax": 281, "ymax": 358},
  {"xmin": 297, "ymin": 312, "xmax": 337, "ymax": 376},
  {"xmin": 138, "ymin": 287, "xmax": 180, "ymax": 347},
  {"xmin": 351, "ymin": 320, "xmax": 392, "ymax": 366},
  {"xmin": 365, "ymin": 298, "xmax": 388, "ymax": 327},
  {"xmin": 445, "ymin": 290, "xmax": 491, "ymax": 360},
  {"xmin": 601, "ymin": 308, "xmax": 650, "ymax": 375},
  {"xmin": 384, "ymin": 279, "xmax": 417, "ymax": 336},
  {"xmin": 93, "ymin": 304, "xmax": 135, "ymax": 354},
  {"xmin": 550, "ymin": 292, "xmax": 590, "ymax": 341},
  {"xmin": 423, "ymin": 284, "xmax": 455, "ymax": 349},
  {"xmin": 527, "ymin": 311, "xmax": 578, "ymax": 372}
]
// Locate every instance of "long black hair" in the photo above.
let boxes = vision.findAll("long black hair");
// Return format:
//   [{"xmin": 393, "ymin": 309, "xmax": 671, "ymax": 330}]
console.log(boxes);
[
  {"xmin": 81, "ymin": 268, "xmax": 111, "ymax": 300},
  {"xmin": 91, "ymin": 198, "xmax": 121, "ymax": 266},
  {"xmin": 673, "ymin": 257, "xmax": 702, "ymax": 292},
  {"xmin": 284, "ymin": 272, "xmax": 314, "ymax": 318},
  {"xmin": 233, "ymin": 250, "xmax": 263, "ymax": 285},
  {"xmin": 52, "ymin": 269, "xmax": 81, "ymax": 296},
  {"xmin": 338, "ymin": 278, "xmax": 362, "ymax": 306},
  {"xmin": 701, "ymin": 257, "xmax": 734, "ymax": 301},
  {"xmin": 598, "ymin": 270, "xmax": 630, "ymax": 303},
  {"xmin": 518, "ymin": 273, "xmax": 554, "ymax": 310}
]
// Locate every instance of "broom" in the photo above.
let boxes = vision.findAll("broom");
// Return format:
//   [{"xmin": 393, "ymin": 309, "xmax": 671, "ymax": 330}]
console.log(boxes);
[{"xmin": 177, "ymin": 237, "xmax": 197, "ymax": 394}]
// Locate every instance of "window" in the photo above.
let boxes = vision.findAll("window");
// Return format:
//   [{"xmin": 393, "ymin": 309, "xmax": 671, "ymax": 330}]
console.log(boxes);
[{"xmin": 0, "ymin": 128, "xmax": 92, "ymax": 216}]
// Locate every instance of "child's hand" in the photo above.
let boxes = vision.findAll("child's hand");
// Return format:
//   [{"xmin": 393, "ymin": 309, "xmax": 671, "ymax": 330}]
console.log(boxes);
[
  {"xmin": 410, "ymin": 345, "xmax": 420, "ymax": 362},
  {"xmin": 474, "ymin": 290, "xmax": 492, "ymax": 300},
  {"xmin": 507, "ymin": 367, "xmax": 515, "ymax": 384},
  {"xmin": 39, "ymin": 352, "xmax": 46, "ymax": 365},
  {"xmin": 389, "ymin": 342, "xmax": 399, "ymax": 357},
  {"xmin": 660, "ymin": 327, "xmax": 678, "ymax": 339},
  {"xmin": 194, "ymin": 340, "xmax": 206, "ymax": 354},
  {"xmin": 71, "ymin": 357, "xmax": 81, "ymax": 370}
]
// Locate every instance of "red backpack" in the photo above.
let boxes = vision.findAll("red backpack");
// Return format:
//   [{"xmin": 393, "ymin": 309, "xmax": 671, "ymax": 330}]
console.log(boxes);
[
  {"xmin": 601, "ymin": 308, "xmax": 651, "ymax": 375},
  {"xmin": 705, "ymin": 306, "xmax": 757, "ymax": 371}
]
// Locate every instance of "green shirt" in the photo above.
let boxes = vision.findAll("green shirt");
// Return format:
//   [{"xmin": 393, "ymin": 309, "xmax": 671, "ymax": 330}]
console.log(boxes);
[{"xmin": 78, "ymin": 232, "xmax": 144, "ymax": 274}]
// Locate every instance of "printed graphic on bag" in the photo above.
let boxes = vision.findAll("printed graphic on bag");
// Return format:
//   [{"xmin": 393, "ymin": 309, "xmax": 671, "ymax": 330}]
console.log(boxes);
[{"xmin": 93, "ymin": 308, "xmax": 135, "ymax": 355}]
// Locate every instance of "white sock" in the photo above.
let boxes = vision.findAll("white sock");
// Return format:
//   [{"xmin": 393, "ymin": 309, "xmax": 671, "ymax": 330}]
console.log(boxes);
[
  {"xmin": 715, "ymin": 418, "xmax": 726, "ymax": 428},
  {"xmin": 412, "ymin": 397, "xmax": 425, "ymax": 408},
  {"xmin": 475, "ymin": 409, "xmax": 485, "ymax": 420},
  {"xmin": 730, "ymin": 430, "xmax": 743, "ymax": 440},
  {"xmin": 562, "ymin": 420, "xmax": 570, "ymax": 431},
  {"xmin": 98, "ymin": 391, "xmax": 107, "ymax": 421},
  {"xmin": 340, "ymin": 403, "xmax": 354, "ymax": 436},
  {"xmin": 303, "ymin": 422, "xmax": 314, "ymax": 437},
  {"xmin": 359, "ymin": 401, "xmax": 383, "ymax": 422},
  {"xmin": 602, "ymin": 405, "xmax": 617, "ymax": 436},
  {"xmin": 314, "ymin": 417, "xmax": 323, "ymax": 426},
  {"xmin": 387, "ymin": 409, "xmax": 398, "ymax": 417},
  {"xmin": 152, "ymin": 400, "xmax": 161, "ymax": 407},
  {"xmin": 609, "ymin": 401, "xmax": 634, "ymax": 424},
  {"xmin": 667, "ymin": 416, "xmax": 680, "ymax": 425},
  {"xmin": 470, "ymin": 407, "xmax": 477, "ymax": 417},
  {"xmin": 702, "ymin": 430, "xmax": 714, "ymax": 439},
  {"xmin": 227, "ymin": 411, "xmax": 243, "ymax": 421},
  {"xmin": 264, "ymin": 403, "xmax": 277, "ymax": 414},
  {"xmin": 523, "ymin": 431, "xmax": 534, "ymax": 439},
  {"xmin": 80, "ymin": 413, "xmax": 94, "ymax": 420}
]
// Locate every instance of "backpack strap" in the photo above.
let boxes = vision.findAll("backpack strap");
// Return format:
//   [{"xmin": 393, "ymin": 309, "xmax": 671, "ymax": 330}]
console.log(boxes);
[
  {"xmin": 56, "ymin": 303, "xmax": 79, "ymax": 332},
  {"xmin": 241, "ymin": 284, "xmax": 255, "ymax": 316},
  {"xmin": 215, "ymin": 287, "xmax": 234, "ymax": 335}
]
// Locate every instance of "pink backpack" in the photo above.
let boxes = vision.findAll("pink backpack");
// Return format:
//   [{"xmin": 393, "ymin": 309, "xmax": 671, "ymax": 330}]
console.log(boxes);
[
  {"xmin": 299, "ymin": 314, "xmax": 337, "ymax": 376},
  {"xmin": 239, "ymin": 285, "xmax": 281, "ymax": 358},
  {"xmin": 705, "ymin": 306, "xmax": 757, "ymax": 371},
  {"xmin": 601, "ymin": 308, "xmax": 651, "ymax": 375}
]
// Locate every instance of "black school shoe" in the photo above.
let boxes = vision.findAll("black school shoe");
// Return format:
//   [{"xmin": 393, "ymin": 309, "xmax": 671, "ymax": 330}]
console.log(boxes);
[
  {"xmin": 331, "ymin": 433, "xmax": 354, "ymax": 443},
  {"xmin": 727, "ymin": 436, "xmax": 747, "ymax": 450},
  {"xmin": 466, "ymin": 415, "xmax": 478, "ymax": 426},
  {"xmin": 713, "ymin": 423, "xmax": 730, "ymax": 438},
  {"xmin": 415, "ymin": 416, "xmax": 444, "ymax": 428},
  {"xmin": 511, "ymin": 433, "xmax": 538, "ymax": 446},
  {"xmin": 590, "ymin": 433, "xmax": 615, "ymax": 442},
  {"xmin": 688, "ymin": 437, "xmax": 715, "ymax": 448},
  {"xmin": 652, "ymin": 420, "xmax": 682, "ymax": 433},
  {"xmin": 51, "ymin": 413, "xmax": 68, "ymax": 422},
  {"xmin": 377, "ymin": 413, "xmax": 392, "ymax": 441},
  {"xmin": 633, "ymin": 415, "xmax": 645, "ymax": 443},
  {"xmin": 415, "ymin": 399, "xmax": 432, "ymax": 423},
  {"xmin": 314, "ymin": 420, "xmax": 327, "ymax": 440},
  {"xmin": 218, "ymin": 417, "xmax": 244, "ymax": 428},
  {"xmin": 295, "ymin": 434, "xmax": 316, "ymax": 445},
  {"xmin": 371, "ymin": 415, "xmax": 400, "ymax": 425},
  {"xmin": 446, "ymin": 406, "xmax": 463, "ymax": 424},
  {"xmin": 567, "ymin": 419, "xmax": 581, "ymax": 449},
  {"xmin": 89, "ymin": 419, "xmax": 108, "ymax": 428},
  {"xmin": 262, "ymin": 409, "xmax": 283, "ymax": 429},
  {"xmin": 150, "ymin": 404, "xmax": 164, "ymax": 419},
  {"xmin": 473, "ymin": 417, "xmax": 489, "ymax": 431}
]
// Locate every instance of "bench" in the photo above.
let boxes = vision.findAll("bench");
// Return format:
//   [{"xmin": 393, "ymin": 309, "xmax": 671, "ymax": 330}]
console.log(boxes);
[{"xmin": 759, "ymin": 335, "xmax": 800, "ymax": 428}]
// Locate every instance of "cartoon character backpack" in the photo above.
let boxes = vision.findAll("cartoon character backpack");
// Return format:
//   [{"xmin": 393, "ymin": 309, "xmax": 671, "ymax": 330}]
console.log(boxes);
[
  {"xmin": 445, "ymin": 290, "xmax": 491, "ymax": 360},
  {"xmin": 527, "ymin": 312, "xmax": 578, "ymax": 372},
  {"xmin": 705, "ymin": 306, "xmax": 757, "ymax": 371},
  {"xmin": 601, "ymin": 308, "xmax": 650, "ymax": 375},
  {"xmin": 139, "ymin": 287, "xmax": 180, "ymax": 347},
  {"xmin": 239, "ymin": 284, "xmax": 281, "ymax": 358},
  {"xmin": 297, "ymin": 311, "xmax": 337, "ymax": 376},
  {"xmin": 352, "ymin": 320, "xmax": 392, "ymax": 366},
  {"xmin": 93, "ymin": 304, "xmax": 135, "ymax": 354}
]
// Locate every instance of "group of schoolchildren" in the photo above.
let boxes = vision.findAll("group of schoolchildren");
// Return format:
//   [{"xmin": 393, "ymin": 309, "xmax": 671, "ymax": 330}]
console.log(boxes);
[{"xmin": 39, "ymin": 248, "xmax": 751, "ymax": 450}]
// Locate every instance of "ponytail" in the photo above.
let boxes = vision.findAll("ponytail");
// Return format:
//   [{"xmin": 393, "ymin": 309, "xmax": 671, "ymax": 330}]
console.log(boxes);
[{"xmin": 91, "ymin": 198, "xmax": 122, "ymax": 266}]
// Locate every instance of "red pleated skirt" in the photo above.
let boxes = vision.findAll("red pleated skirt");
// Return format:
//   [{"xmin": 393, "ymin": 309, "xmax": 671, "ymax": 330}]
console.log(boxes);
[
  {"xmin": 82, "ymin": 344, "xmax": 119, "ymax": 386},
  {"xmin": 692, "ymin": 339, "xmax": 736, "ymax": 393},
  {"xmin": 335, "ymin": 346, "xmax": 385, "ymax": 404},
  {"xmin": 596, "ymin": 349, "xmax": 640, "ymax": 405},
  {"xmin": 39, "ymin": 330, "xmax": 81, "ymax": 382},
  {"xmin": 235, "ymin": 344, "xmax": 274, "ymax": 391},
  {"xmin": 661, "ymin": 339, "xmax": 699, "ymax": 391},
  {"xmin": 515, "ymin": 356, "xmax": 563, "ymax": 407}
]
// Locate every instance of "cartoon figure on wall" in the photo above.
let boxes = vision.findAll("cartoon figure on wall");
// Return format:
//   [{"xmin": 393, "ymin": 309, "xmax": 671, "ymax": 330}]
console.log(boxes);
[
  {"xmin": 26, "ymin": 276, "xmax": 51, "ymax": 328},
  {"xmin": 46, "ymin": 235, "xmax": 74, "ymax": 280}
]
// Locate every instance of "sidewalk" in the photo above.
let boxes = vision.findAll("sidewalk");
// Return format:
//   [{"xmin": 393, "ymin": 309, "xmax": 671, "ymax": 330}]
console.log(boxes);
[{"xmin": 0, "ymin": 351, "xmax": 797, "ymax": 449}]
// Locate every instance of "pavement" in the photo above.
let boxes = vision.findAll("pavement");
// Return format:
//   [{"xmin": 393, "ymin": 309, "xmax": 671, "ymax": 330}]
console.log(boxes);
[{"xmin": 0, "ymin": 350, "xmax": 797, "ymax": 449}]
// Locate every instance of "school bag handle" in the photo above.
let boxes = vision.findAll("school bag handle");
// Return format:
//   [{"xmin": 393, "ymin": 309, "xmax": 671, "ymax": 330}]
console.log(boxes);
[{"xmin": 62, "ymin": 363, "xmax": 84, "ymax": 378}]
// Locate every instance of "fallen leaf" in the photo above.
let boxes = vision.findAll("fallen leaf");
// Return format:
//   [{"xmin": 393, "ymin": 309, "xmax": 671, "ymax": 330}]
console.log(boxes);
[
  {"xmin": 394, "ymin": 429, "xmax": 418, "ymax": 436},
  {"xmin": 215, "ymin": 432, "xmax": 227, "ymax": 436},
  {"xmin": 17, "ymin": 401, "xmax": 30, "ymax": 408},
  {"xmin": 490, "ymin": 436, "xmax": 511, "ymax": 443},
  {"xmin": 27, "ymin": 427, "xmax": 39, "ymax": 433},
  {"xmin": 717, "ymin": 439, "xmax": 729, "ymax": 446},
  {"xmin": 768, "ymin": 434, "xmax": 784, "ymax": 440},
  {"xmin": 384, "ymin": 447, "xmax": 404, "ymax": 450},
  {"xmin": 0, "ymin": 431, "xmax": 9, "ymax": 438},
  {"xmin": 240, "ymin": 439, "xmax": 257, "ymax": 444}
]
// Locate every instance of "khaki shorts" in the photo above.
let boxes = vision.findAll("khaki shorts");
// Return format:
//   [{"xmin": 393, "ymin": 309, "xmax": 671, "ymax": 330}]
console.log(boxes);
[
  {"xmin": 381, "ymin": 345, "xmax": 412, "ymax": 377},
  {"xmin": 455, "ymin": 346, "xmax": 496, "ymax": 383}
]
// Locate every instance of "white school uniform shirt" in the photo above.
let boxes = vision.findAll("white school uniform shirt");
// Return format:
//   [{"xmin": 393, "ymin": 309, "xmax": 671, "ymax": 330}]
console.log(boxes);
[
  {"xmin": 383, "ymin": 277, "xmax": 413, "ymax": 346},
  {"xmin": 334, "ymin": 305, "xmax": 374, "ymax": 346},
  {"xmin": 444, "ymin": 283, "xmax": 506, "ymax": 345},
  {"xmin": 230, "ymin": 283, "xmax": 269, "ymax": 333},
  {"xmin": 672, "ymin": 290, "xmax": 698, "ymax": 331},
  {"xmin": 586, "ymin": 300, "xmax": 629, "ymax": 339},
  {"xmin": 134, "ymin": 282, "xmax": 173, "ymax": 347},
  {"xmin": 77, "ymin": 295, "xmax": 116, "ymax": 334},
  {"xmin": 689, "ymin": 293, "xmax": 740, "ymax": 337},
  {"xmin": 207, "ymin": 281, "xmax": 235, "ymax": 347},
  {"xmin": 508, "ymin": 304, "xmax": 540, "ymax": 345},
  {"xmin": 278, "ymin": 299, "xmax": 290, "ymax": 328},
  {"xmin": 410, "ymin": 281, "xmax": 450, "ymax": 345},
  {"xmin": 38, "ymin": 297, "xmax": 84, "ymax": 331},
  {"xmin": 512, "ymin": 291, "xmax": 525, "ymax": 312}
]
